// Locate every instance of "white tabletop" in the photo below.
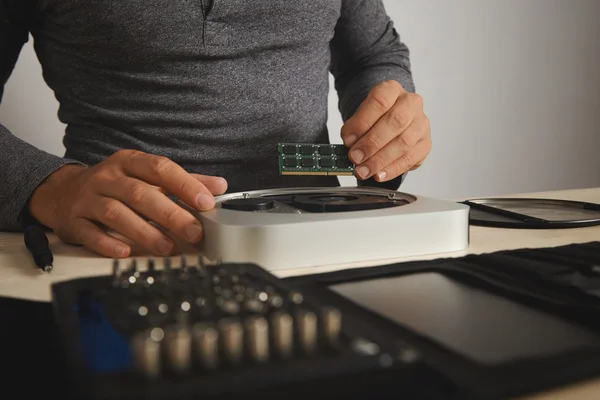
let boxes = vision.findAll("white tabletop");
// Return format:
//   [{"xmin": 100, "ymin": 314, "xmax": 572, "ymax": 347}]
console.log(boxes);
[{"xmin": 1, "ymin": 186, "xmax": 599, "ymax": 399}]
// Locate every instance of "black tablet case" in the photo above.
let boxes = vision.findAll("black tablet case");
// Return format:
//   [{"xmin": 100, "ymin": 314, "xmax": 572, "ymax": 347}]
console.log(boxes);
[{"xmin": 283, "ymin": 241, "xmax": 600, "ymax": 400}]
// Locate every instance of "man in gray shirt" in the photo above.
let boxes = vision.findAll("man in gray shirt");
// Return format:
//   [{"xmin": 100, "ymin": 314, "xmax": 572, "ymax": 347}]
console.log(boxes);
[{"xmin": 0, "ymin": 0, "xmax": 431, "ymax": 258}]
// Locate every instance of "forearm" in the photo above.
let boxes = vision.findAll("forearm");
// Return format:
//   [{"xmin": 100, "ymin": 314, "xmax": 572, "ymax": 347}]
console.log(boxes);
[
  {"xmin": 337, "ymin": 64, "xmax": 415, "ymax": 123},
  {"xmin": 0, "ymin": 124, "xmax": 83, "ymax": 231},
  {"xmin": 330, "ymin": 1, "xmax": 415, "ymax": 121}
]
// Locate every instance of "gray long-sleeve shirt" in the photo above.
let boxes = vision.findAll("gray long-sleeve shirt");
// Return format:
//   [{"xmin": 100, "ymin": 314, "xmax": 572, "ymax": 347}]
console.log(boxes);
[{"xmin": 0, "ymin": 0, "xmax": 414, "ymax": 230}]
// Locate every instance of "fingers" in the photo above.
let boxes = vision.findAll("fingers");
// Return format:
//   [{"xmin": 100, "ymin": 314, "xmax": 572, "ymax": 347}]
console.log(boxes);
[
  {"xmin": 341, "ymin": 81, "xmax": 431, "ymax": 181},
  {"xmin": 341, "ymin": 80, "xmax": 405, "ymax": 147},
  {"xmin": 116, "ymin": 151, "xmax": 219, "ymax": 211},
  {"xmin": 373, "ymin": 138, "xmax": 432, "ymax": 182},
  {"xmin": 191, "ymin": 174, "xmax": 228, "ymax": 195},
  {"xmin": 58, "ymin": 218, "xmax": 132, "ymax": 258},
  {"xmin": 89, "ymin": 196, "xmax": 177, "ymax": 256},
  {"xmin": 48, "ymin": 150, "xmax": 228, "ymax": 259},
  {"xmin": 354, "ymin": 116, "xmax": 429, "ymax": 180},
  {"xmin": 149, "ymin": 174, "xmax": 227, "ymax": 197},
  {"xmin": 101, "ymin": 177, "xmax": 205, "ymax": 245},
  {"xmin": 349, "ymin": 92, "xmax": 422, "ymax": 166}
]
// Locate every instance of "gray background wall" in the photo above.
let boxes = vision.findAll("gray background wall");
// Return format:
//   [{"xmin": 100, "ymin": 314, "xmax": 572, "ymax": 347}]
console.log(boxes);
[{"xmin": 1, "ymin": 0, "xmax": 599, "ymax": 199}]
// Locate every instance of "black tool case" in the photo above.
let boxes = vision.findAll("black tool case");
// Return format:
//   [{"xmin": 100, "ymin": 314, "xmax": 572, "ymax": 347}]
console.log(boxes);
[{"xmin": 50, "ymin": 241, "xmax": 600, "ymax": 399}]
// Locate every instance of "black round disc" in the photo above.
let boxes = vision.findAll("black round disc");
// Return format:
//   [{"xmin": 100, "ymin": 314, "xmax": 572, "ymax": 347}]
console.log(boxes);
[
  {"xmin": 291, "ymin": 194, "xmax": 399, "ymax": 213},
  {"xmin": 464, "ymin": 198, "xmax": 600, "ymax": 229},
  {"xmin": 220, "ymin": 198, "xmax": 275, "ymax": 211}
]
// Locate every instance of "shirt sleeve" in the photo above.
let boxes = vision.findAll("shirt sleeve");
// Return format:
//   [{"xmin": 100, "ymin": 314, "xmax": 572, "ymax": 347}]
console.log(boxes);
[
  {"xmin": 329, "ymin": 0, "xmax": 415, "ymax": 190},
  {"xmin": 0, "ymin": 0, "xmax": 83, "ymax": 231}
]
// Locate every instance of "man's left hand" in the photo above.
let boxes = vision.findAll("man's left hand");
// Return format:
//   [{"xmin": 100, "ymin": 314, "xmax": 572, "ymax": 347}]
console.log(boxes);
[{"xmin": 341, "ymin": 80, "xmax": 431, "ymax": 182}]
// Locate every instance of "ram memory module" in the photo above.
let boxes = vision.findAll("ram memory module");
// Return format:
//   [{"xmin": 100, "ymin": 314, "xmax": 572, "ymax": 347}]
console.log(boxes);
[{"xmin": 278, "ymin": 143, "xmax": 355, "ymax": 176}]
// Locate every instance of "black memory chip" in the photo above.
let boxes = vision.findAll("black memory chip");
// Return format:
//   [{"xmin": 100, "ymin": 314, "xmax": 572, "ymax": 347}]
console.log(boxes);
[
  {"xmin": 335, "ymin": 146, "xmax": 348, "ymax": 156},
  {"xmin": 336, "ymin": 158, "xmax": 351, "ymax": 168},
  {"xmin": 301, "ymin": 146, "xmax": 314, "ymax": 155},
  {"xmin": 284, "ymin": 158, "xmax": 297, "ymax": 167},
  {"xmin": 301, "ymin": 158, "xmax": 314, "ymax": 167},
  {"xmin": 319, "ymin": 158, "xmax": 334, "ymax": 168},
  {"xmin": 318, "ymin": 146, "xmax": 332, "ymax": 155},
  {"xmin": 283, "ymin": 145, "xmax": 297, "ymax": 154}
]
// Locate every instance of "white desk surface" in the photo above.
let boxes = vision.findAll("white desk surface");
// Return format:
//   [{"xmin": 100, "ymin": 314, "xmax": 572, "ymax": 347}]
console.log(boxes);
[{"xmin": 1, "ymin": 186, "xmax": 599, "ymax": 399}]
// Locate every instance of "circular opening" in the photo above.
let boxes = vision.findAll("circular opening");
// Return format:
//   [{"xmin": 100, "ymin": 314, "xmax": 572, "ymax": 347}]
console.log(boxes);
[{"xmin": 311, "ymin": 195, "xmax": 358, "ymax": 203}]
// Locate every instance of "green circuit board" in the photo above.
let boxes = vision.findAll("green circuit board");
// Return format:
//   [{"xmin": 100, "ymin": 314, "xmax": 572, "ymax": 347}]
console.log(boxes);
[{"xmin": 278, "ymin": 143, "xmax": 355, "ymax": 176}]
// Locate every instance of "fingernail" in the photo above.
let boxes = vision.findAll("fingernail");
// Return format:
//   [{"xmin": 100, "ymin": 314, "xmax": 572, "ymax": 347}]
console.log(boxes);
[
  {"xmin": 115, "ymin": 245, "xmax": 129, "ymax": 258},
  {"xmin": 351, "ymin": 149, "xmax": 365, "ymax": 164},
  {"xmin": 157, "ymin": 238, "xmax": 174, "ymax": 255},
  {"xmin": 196, "ymin": 193, "xmax": 214, "ymax": 209},
  {"xmin": 356, "ymin": 165, "xmax": 369, "ymax": 178},
  {"xmin": 185, "ymin": 223, "xmax": 203, "ymax": 242},
  {"xmin": 345, "ymin": 135, "xmax": 358, "ymax": 146},
  {"xmin": 378, "ymin": 171, "xmax": 387, "ymax": 181}
]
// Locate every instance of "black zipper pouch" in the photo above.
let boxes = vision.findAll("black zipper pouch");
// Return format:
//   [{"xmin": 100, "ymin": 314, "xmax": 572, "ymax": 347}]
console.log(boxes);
[{"xmin": 284, "ymin": 241, "xmax": 600, "ymax": 399}]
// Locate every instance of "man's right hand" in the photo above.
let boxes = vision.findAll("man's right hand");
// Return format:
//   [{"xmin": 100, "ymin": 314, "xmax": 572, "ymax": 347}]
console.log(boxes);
[{"xmin": 28, "ymin": 150, "xmax": 228, "ymax": 258}]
